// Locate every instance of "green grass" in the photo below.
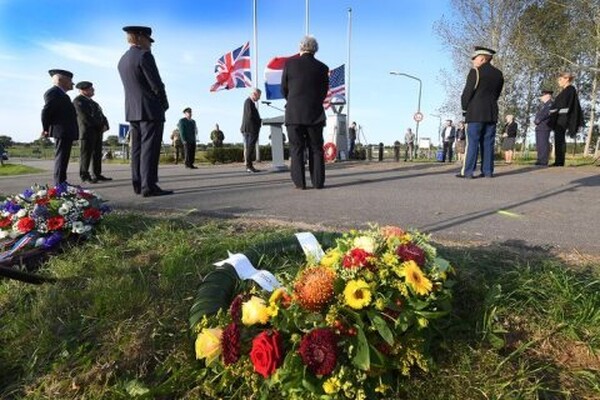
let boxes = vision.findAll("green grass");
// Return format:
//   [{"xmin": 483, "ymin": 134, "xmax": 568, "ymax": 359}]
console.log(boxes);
[
  {"xmin": 0, "ymin": 214, "xmax": 599, "ymax": 399},
  {"xmin": 0, "ymin": 163, "xmax": 45, "ymax": 176}
]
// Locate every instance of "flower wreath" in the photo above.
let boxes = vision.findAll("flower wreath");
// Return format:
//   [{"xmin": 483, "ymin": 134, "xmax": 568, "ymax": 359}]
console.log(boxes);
[
  {"xmin": 189, "ymin": 226, "xmax": 454, "ymax": 399},
  {"xmin": 323, "ymin": 142, "xmax": 337, "ymax": 162}
]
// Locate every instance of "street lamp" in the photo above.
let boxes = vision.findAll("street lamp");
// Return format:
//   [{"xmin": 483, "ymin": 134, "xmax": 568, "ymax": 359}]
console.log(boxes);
[{"xmin": 389, "ymin": 71, "xmax": 422, "ymax": 150}]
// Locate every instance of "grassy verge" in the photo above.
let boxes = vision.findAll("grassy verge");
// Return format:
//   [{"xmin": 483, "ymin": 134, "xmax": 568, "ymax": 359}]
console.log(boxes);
[
  {"xmin": 0, "ymin": 164, "xmax": 44, "ymax": 176},
  {"xmin": 0, "ymin": 213, "xmax": 598, "ymax": 399}
]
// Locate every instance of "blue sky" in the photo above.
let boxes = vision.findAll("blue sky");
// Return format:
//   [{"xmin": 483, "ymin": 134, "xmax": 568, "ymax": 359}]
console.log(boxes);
[{"xmin": 0, "ymin": 0, "xmax": 456, "ymax": 146}]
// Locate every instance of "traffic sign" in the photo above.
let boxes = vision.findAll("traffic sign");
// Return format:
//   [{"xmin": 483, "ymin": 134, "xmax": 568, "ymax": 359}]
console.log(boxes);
[{"xmin": 413, "ymin": 112, "xmax": 424, "ymax": 122}]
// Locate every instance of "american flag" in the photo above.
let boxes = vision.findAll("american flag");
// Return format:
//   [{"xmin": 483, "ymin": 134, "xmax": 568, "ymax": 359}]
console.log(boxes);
[
  {"xmin": 209, "ymin": 42, "xmax": 252, "ymax": 92},
  {"xmin": 323, "ymin": 64, "xmax": 345, "ymax": 109}
]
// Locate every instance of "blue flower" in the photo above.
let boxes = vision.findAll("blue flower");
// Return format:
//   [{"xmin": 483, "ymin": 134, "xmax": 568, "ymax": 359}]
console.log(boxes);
[
  {"xmin": 32, "ymin": 204, "xmax": 49, "ymax": 218},
  {"xmin": 42, "ymin": 231, "xmax": 63, "ymax": 249},
  {"xmin": 4, "ymin": 201, "xmax": 22, "ymax": 214},
  {"xmin": 22, "ymin": 189, "xmax": 34, "ymax": 199}
]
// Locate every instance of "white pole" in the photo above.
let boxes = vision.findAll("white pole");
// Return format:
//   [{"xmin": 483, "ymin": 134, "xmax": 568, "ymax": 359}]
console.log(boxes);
[
  {"xmin": 305, "ymin": 0, "xmax": 310, "ymax": 35},
  {"xmin": 253, "ymin": 0, "xmax": 261, "ymax": 161},
  {"xmin": 347, "ymin": 7, "xmax": 352, "ymax": 134}
]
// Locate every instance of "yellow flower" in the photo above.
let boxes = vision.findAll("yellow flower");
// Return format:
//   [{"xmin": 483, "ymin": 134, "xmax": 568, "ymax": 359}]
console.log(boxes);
[
  {"xmin": 353, "ymin": 236, "xmax": 376, "ymax": 253},
  {"xmin": 195, "ymin": 327, "xmax": 223, "ymax": 365},
  {"xmin": 403, "ymin": 260, "xmax": 433, "ymax": 296},
  {"xmin": 417, "ymin": 317, "xmax": 429, "ymax": 328},
  {"xmin": 321, "ymin": 249, "xmax": 341, "ymax": 268},
  {"xmin": 241, "ymin": 296, "xmax": 271, "ymax": 325},
  {"xmin": 344, "ymin": 279, "xmax": 372, "ymax": 309},
  {"xmin": 323, "ymin": 377, "xmax": 341, "ymax": 394},
  {"xmin": 374, "ymin": 298, "xmax": 386, "ymax": 310},
  {"xmin": 382, "ymin": 251, "xmax": 399, "ymax": 267}
]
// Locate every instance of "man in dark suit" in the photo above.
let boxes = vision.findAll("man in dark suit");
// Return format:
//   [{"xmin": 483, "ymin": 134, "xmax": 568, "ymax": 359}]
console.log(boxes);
[
  {"xmin": 534, "ymin": 90, "xmax": 553, "ymax": 166},
  {"xmin": 73, "ymin": 81, "xmax": 112, "ymax": 184},
  {"xmin": 240, "ymin": 88, "xmax": 262, "ymax": 173},
  {"xmin": 440, "ymin": 119, "xmax": 456, "ymax": 162},
  {"xmin": 281, "ymin": 36, "xmax": 329, "ymax": 189},
  {"xmin": 458, "ymin": 46, "xmax": 504, "ymax": 179},
  {"xmin": 41, "ymin": 69, "xmax": 79, "ymax": 185},
  {"xmin": 117, "ymin": 26, "xmax": 172, "ymax": 197}
]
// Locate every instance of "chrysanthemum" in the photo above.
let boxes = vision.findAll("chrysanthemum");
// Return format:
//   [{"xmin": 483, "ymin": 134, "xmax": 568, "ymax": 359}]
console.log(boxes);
[
  {"xmin": 343, "ymin": 279, "xmax": 372, "ymax": 309},
  {"xmin": 396, "ymin": 243, "xmax": 426, "ymax": 266},
  {"xmin": 298, "ymin": 328, "xmax": 338, "ymax": 376},
  {"xmin": 403, "ymin": 260, "xmax": 433, "ymax": 296},
  {"xmin": 221, "ymin": 322, "xmax": 241, "ymax": 365}
]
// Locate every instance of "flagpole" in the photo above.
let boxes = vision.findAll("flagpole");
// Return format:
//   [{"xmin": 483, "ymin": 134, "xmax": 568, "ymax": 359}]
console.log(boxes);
[
  {"xmin": 252, "ymin": 0, "xmax": 261, "ymax": 160},
  {"xmin": 347, "ymin": 7, "xmax": 352, "ymax": 134},
  {"xmin": 305, "ymin": 0, "xmax": 310, "ymax": 35}
]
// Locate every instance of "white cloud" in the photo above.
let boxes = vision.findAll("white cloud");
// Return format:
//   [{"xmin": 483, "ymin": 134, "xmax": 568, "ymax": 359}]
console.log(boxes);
[{"xmin": 38, "ymin": 40, "xmax": 121, "ymax": 69}]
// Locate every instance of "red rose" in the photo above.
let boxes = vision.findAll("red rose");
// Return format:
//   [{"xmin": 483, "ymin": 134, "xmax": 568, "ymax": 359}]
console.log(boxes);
[
  {"xmin": 298, "ymin": 328, "xmax": 338, "ymax": 376},
  {"xmin": 47, "ymin": 188, "xmax": 58, "ymax": 198},
  {"xmin": 83, "ymin": 208, "xmax": 101, "ymax": 220},
  {"xmin": 249, "ymin": 330, "xmax": 284, "ymax": 378},
  {"xmin": 35, "ymin": 198, "xmax": 50, "ymax": 206},
  {"xmin": 0, "ymin": 217, "xmax": 11, "ymax": 228},
  {"xmin": 396, "ymin": 243, "xmax": 426, "ymax": 266},
  {"xmin": 46, "ymin": 216, "xmax": 65, "ymax": 231},
  {"xmin": 16, "ymin": 217, "xmax": 35, "ymax": 233},
  {"xmin": 342, "ymin": 248, "xmax": 373, "ymax": 269}
]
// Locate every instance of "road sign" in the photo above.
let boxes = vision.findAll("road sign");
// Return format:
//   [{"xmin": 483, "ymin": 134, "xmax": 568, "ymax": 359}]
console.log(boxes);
[{"xmin": 413, "ymin": 112, "xmax": 424, "ymax": 122}]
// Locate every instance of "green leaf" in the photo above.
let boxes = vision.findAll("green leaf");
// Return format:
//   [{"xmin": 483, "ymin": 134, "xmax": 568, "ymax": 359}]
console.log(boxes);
[
  {"xmin": 352, "ymin": 325, "xmax": 370, "ymax": 371},
  {"xmin": 189, "ymin": 265, "xmax": 239, "ymax": 330},
  {"xmin": 414, "ymin": 310, "xmax": 449, "ymax": 319},
  {"xmin": 368, "ymin": 312, "xmax": 394, "ymax": 346},
  {"xmin": 487, "ymin": 332, "xmax": 505, "ymax": 350},
  {"xmin": 434, "ymin": 257, "xmax": 451, "ymax": 272},
  {"xmin": 124, "ymin": 379, "xmax": 150, "ymax": 397}
]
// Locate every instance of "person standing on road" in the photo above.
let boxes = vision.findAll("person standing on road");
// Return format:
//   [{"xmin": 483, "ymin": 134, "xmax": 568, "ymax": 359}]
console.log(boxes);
[
  {"xmin": 240, "ymin": 88, "xmax": 262, "ymax": 173},
  {"xmin": 458, "ymin": 46, "xmax": 504, "ymax": 179},
  {"xmin": 455, "ymin": 121, "xmax": 466, "ymax": 163},
  {"xmin": 73, "ymin": 81, "xmax": 112, "ymax": 184},
  {"xmin": 282, "ymin": 36, "xmax": 329, "ymax": 189},
  {"xmin": 440, "ymin": 119, "xmax": 455, "ymax": 162},
  {"xmin": 178, "ymin": 107, "xmax": 198, "ymax": 169},
  {"xmin": 118, "ymin": 25, "xmax": 172, "ymax": 197},
  {"xmin": 534, "ymin": 90, "xmax": 553, "ymax": 166},
  {"xmin": 548, "ymin": 72, "xmax": 584, "ymax": 167},
  {"xmin": 211, "ymin": 123, "xmax": 225, "ymax": 147},
  {"xmin": 404, "ymin": 128, "xmax": 415, "ymax": 161},
  {"xmin": 501, "ymin": 114, "xmax": 518, "ymax": 165},
  {"xmin": 41, "ymin": 69, "xmax": 79, "ymax": 186},
  {"xmin": 170, "ymin": 128, "xmax": 183, "ymax": 165},
  {"xmin": 348, "ymin": 121, "xmax": 357, "ymax": 159}
]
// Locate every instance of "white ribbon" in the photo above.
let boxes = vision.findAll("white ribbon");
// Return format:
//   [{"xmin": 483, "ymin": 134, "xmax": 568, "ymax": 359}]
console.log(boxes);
[
  {"xmin": 214, "ymin": 252, "xmax": 281, "ymax": 292},
  {"xmin": 295, "ymin": 232, "xmax": 325, "ymax": 263}
]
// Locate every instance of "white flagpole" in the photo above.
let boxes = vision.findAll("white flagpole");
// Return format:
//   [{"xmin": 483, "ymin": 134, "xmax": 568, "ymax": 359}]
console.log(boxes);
[
  {"xmin": 347, "ymin": 7, "xmax": 352, "ymax": 133},
  {"xmin": 305, "ymin": 0, "xmax": 310, "ymax": 35},
  {"xmin": 252, "ymin": 0, "xmax": 261, "ymax": 160}
]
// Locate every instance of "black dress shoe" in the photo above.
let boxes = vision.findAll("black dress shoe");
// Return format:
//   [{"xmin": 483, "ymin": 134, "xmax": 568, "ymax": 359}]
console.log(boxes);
[
  {"xmin": 95, "ymin": 175, "xmax": 112, "ymax": 181},
  {"xmin": 246, "ymin": 167, "xmax": 260, "ymax": 173},
  {"xmin": 455, "ymin": 174, "xmax": 475, "ymax": 179},
  {"xmin": 189, "ymin": 165, "xmax": 198, "ymax": 169},
  {"xmin": 82, "ymin": 176, "xmax": 98, "ymax": 184},
  {"xmin": 142, "ymin": 189, "xmax": 174, "ymax": 197}
]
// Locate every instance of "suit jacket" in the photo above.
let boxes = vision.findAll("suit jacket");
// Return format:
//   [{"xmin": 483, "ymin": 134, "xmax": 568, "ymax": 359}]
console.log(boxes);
[
  {"xmin": 117, "ymin": 45, "xmax": 169, "ymax": 122},
  {"xmin": 41, "ymin": 86, "xmax": 79, "ymax": 140},
  {"xmin": 440, "ymin": 126, "xmax": 456, "ymax": 142},
  {"xmin": 240, "ymin": 98, "xmax": 261, "ymax": 135},
  {"xmin": 73, "ymin": 95, "xmax": 109, "ymax": 140},
  {"xmin": 461, "ymin": 62, "xmax": 504, "ymax": 123},
  {"xmin": 549, "ymin": 85, "xmax": 584, "ymax": 137},
  {"xmin": 281, "ymin": 53, "xmax": 329, "ymax": 126},
  {"xmin": 534, "ymin": 100, "xmax": 553, "ymax": 132}
]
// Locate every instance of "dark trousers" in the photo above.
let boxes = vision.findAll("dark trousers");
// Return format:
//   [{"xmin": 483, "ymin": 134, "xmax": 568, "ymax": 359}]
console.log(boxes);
[
  {"xmin": 130, "ymin": 120, "xmax": 164, "ymax": 193},
  {"xmin": 535, "ymin": 129, "xmax": 551, "ymax": 165},
  {"xmin": 553, "ymin": 126, "xmax": 566, "ymax": 166},
  {"xmin": 79, "ymin": 133, "xmax": 103, "ymax": 179},
  {"xmin": 243, "ymin": 132, "xmax": 259, "ymax": 168},
  {"xmin": 462, "ymin": 122, "xmax": 496, "ymax": 177},
  {"xmin": 349, "ymin": 138, "xmax": 355, "ymax": 159},
  {"xmin": 287, "ymin": 124, "xmax": 325, "ymax": 189},
  {"xmin": 442, "ymin": 141, "xmax": 454, "ymax": 162},
  {"xmin": 184, "ymin": 142, "xmax": 196, "ymax": 167},
  {"xmin": 54, "ymin": 138, "xmax": 73, "ymax": 185}
]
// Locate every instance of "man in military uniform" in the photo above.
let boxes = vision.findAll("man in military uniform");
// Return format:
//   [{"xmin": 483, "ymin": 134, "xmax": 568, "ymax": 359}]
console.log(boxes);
[
  {"xmin": 534, "ymin": 89, "xmax": 553, "ymax": 166},
  {"xmin": 117, "ymin": 26, "xmax": 172, "ymax": 197},
  {"xmin": 211, "ymin": 123, "xmax": 225, "ymax": 147},
  {"xmin": 178, "ymin": 107, "xmax": 198, "ymax": 169},
  {"xmin": 458, "ymin": 46, "xmax": 504, "ymax": 179},
  {"xmin": 41, "ymin": 69, "xmax": 79, "ymax": 185},
  {"xmin": 73, "ymin": 81, "xmax": 112, "ymax": 183}
]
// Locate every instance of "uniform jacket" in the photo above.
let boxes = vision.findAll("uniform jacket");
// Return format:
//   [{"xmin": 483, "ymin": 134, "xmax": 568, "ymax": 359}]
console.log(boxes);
[
  {"xmin": 178, "ymin": 117, "xmax": 197, "ymax": 143},
  {"xmin": 534, "ymin": 100, "xmax": 553, "ymax": 132},
  {"xmin": 41, "ymin": 85, "xmax": 79, "ymax": 140},
  {"xmin": 73, "ymin": 95, "xmax": 109, "ymax": 140},
  {"xmin": 281, "ymin": 53, "xmax": 329, "ymax": 126},
  {"xmin": 117, "ymin": 45, "xmax": 169, "ymax": 122},
  {"xmin": 549, "ymin": 85, "xmax": 584, "ymax": 137},
  {"xmin": 461, "ymin": 62, "xmax": 504, "ymax": 123},
  {"xmin": 240, "ymin": 98, "xmax": 261, "ymax": 135}
]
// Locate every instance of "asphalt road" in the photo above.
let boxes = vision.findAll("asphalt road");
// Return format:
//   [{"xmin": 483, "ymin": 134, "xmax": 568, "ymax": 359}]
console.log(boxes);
[{"xmin": 1, "ymin": 158, "xmax": 599, "ymax": 255}]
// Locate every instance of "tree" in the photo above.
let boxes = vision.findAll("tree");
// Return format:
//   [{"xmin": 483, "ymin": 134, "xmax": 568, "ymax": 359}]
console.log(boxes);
[
  {"xmin": 104, "ymin": 135, "xmax": 120, "ymax": 147},
  {"xmin": 32, "ymin": 137, "xmax": 53, "ymax": 147},
  {"xmin": 0, "ymin": 135, "xmax": 14, "ymax": 148}
]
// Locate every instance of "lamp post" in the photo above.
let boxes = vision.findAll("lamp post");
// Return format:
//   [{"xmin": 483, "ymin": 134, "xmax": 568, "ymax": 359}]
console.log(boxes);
[
  {"xmin": 389, "ymin": 72, "xmax": 422, "ymax": 150},
  {"xmin": 430, "ymin": 113, "xmax": 442, "ymax": 146}
]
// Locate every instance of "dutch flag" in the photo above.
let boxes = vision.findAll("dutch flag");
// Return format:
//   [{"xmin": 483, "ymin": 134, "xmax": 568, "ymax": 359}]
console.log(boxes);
[{"xmin": 264, "ymin": 54, "xmax": 299, "ymax": 100}]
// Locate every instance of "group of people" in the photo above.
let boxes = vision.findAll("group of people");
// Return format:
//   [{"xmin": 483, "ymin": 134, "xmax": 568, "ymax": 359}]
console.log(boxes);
[{"xmin": 456, "ymin": 46, "xmax": 583, "ymax": 179}]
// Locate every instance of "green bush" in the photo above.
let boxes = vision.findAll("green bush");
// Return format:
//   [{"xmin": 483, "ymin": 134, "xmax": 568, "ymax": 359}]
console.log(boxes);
[{"xmin": 205, "ymin": 147, "xmax": 244, "ymax": 164}]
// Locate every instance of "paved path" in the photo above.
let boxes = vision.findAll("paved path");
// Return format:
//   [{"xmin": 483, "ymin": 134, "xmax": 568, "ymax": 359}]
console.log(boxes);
[{"xmin": 1, "ymin": 158, "xmax": 599, "ymax": 255}]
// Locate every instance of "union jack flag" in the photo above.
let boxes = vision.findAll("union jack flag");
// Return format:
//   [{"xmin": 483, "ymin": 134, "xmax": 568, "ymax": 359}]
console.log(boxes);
[
  {"xmin": 323, "ymin": 64, "xmax": 345, "ymax": 109},
  {"xmin": 209, "ymin": 42, "xmax": 252, "ymax": 92}
]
